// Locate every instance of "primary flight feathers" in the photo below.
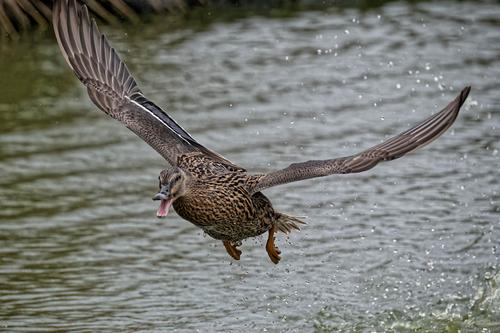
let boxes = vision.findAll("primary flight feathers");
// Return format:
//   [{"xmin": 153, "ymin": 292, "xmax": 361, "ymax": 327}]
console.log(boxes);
[
  {"xmin": 52, "ymin": 0, "xmax": 239, "ymax": 168},
  {"xmin": 250, "ymin": 86, "xmax": 470, "ymax": 193}
]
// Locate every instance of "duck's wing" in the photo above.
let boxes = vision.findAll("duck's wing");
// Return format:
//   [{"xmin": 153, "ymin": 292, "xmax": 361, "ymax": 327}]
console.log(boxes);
[
  {"xmin": 53, "ymin": 0, "xmax": 239, "ymax": 168},
  {"xmin": 250, "ymin": 86, "xmax": 470, "ymax": 194}
]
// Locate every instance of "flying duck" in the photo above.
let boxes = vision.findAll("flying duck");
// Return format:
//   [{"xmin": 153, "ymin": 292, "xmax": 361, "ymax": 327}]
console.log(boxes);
[{"xmin": 53, "ymin": 0, "xmax": 471, "ymax": 264}]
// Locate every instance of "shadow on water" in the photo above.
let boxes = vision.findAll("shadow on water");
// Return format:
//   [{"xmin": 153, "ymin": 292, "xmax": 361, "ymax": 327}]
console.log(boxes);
[
  {"xmin": 0, "ymin": 39, "xmax": 77, "ymax": 133},
  {"xmin": 0, "ymin": 0, "xmax": 467, "ymax": 39},
  {"xmin": 0, "ymin": 0, "xmax": 499, "ymax": 332}
]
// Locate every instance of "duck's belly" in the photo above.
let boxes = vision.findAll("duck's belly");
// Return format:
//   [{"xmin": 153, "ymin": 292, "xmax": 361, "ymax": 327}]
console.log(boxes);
[{"xmin": 173, "ymin": 190, "xmax": 273, "ymax": 241}]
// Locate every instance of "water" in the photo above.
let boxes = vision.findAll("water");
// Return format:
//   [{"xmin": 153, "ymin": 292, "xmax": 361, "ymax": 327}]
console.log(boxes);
[{"xmin": 1, "ymin": 1, "xmax": 499, "ymax": 332}]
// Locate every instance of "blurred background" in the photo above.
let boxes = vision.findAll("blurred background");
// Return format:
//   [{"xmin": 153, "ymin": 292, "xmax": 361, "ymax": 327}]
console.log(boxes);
[{"xmin": 0, "ymin": 0, "xmax": 499, "ymax": 332}]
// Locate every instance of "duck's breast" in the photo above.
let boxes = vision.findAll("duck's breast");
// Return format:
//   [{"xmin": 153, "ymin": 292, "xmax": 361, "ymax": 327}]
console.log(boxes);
[{"xmin": 173, "ymin": 184, "xmax": 255, "ymax": 228}]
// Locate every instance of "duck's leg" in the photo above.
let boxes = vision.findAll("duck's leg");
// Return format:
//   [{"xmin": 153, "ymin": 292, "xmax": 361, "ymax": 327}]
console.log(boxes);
[
  {"xmin": 223, "ymin": 240, "xmax": 242, "ymax": 260},
  {"xmin": 266, "ymin": 224, "xmax": 281, "ymax": 264}
]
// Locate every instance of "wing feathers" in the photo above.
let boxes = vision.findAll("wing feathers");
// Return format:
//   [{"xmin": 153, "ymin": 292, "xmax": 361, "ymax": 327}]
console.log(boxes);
[
  {"xmin": 53, "ymin": 0, "xmax": 240, "ymax": 168},
  {"xmin": 54, "ymin": 0, "xmax": 141, "ymax": 100},
  {"xmin": 251, "ymin": 87, "xmax": 470, "ymax": 193}
]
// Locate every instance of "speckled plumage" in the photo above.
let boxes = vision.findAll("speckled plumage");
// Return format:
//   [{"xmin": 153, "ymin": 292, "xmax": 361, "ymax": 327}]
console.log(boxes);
[
  {"xmin": 53, "ymin": 0, "xmax": 470, "ymax": 264},
  {"xmin": 172, "ymin": 153, "xmax": 276, "ymax": 242}
]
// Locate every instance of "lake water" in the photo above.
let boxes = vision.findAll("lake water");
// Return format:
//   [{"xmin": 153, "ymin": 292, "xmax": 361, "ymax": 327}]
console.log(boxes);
[{"xmin": 0, "ymin": 1, "xmax": 499, "ymax": 332}]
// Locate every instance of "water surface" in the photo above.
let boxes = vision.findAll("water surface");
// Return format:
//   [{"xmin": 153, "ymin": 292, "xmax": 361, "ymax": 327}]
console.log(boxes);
[{"xmin": 0, "ymin": 1, "xmax": 499, "ymax": 332}]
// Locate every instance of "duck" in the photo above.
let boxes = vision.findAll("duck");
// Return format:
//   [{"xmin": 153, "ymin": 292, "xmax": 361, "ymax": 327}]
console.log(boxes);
[{"xmin": 52, "ymin": 0, "xmax": 471, "ymax": 264}]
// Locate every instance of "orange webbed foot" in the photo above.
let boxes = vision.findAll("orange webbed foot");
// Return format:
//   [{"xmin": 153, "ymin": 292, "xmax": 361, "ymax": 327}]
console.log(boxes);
[
  {"xmin": 266, "ymin": 225, "xmax": 281, "ymax": 264},
  {"xmin": 223, "ymin": 240, "xmax": 242, "ymax": 261}
]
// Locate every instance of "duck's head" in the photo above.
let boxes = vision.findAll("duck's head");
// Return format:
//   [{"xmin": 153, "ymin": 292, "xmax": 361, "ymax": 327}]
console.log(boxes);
[{"xmin": 153, "ymin": 167, "xmax": 191, "ymax": 218}]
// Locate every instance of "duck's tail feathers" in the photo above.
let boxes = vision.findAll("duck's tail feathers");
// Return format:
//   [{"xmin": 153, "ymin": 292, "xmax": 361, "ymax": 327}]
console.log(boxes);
[{"xmin": 275, "ymin": 213, "xmax": 307, "ymax": 234}]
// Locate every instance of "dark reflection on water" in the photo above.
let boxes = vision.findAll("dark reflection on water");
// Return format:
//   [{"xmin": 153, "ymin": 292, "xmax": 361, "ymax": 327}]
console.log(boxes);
[{"xmin": 1, "ymin": 1, "xmax": 499, "ymax": 332}]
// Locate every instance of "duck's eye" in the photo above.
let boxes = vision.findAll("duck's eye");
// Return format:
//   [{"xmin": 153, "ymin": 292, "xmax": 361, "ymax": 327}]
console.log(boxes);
[{"xmin": 172, "ymin": 175, "xmax": 181, "ymax": 184}]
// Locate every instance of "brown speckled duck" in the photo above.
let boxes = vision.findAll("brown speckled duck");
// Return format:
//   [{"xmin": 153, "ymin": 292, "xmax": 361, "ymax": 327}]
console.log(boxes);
[{"xmin": 53, "ymin": 0, "xmax": 471, "ymax": 264}]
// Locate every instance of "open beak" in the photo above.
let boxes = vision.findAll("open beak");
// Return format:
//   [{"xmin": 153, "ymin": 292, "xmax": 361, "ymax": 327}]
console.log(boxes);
[
  {"xmin": 152, "ymin": 192, "xmax": 168, "ymax": 201},
  {"xmin": 153, "ymin": 185, "xmax": 172, "ymax": 218}
]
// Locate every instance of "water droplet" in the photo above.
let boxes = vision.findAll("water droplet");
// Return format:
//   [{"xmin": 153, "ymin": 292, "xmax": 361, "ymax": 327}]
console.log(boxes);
[
  {"xmin": 396, "ymin": 83, "xmax": 401, "ymax": 89},
  {"xmin": 317, "ymin": 49, "xmax": 322, "ymax": 55},
  {"xmin": 344, "ymin": 29, "xmax": 350, "ymax": 34}
]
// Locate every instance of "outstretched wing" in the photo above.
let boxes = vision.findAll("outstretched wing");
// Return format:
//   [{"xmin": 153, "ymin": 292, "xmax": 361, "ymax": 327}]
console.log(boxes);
[
  {"xmin": 251, "ymin": 86, "xmax": 471, "ymax": 193},
  {"xmin": 53, "ymin": 0, "xmax": 239, "ymax": 168}
]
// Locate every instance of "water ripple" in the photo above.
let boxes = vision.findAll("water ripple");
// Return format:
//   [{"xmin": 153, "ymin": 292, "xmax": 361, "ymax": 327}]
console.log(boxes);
[{"xmin": 1, "ymin": 1, "xmax": 499, "ymax": 332}]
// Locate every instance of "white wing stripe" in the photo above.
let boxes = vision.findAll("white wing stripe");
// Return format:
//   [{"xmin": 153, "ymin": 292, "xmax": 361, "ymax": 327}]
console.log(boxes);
[{"xmin": 129, "ymin": 98, "xmax": 193, "ymax": 145}]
